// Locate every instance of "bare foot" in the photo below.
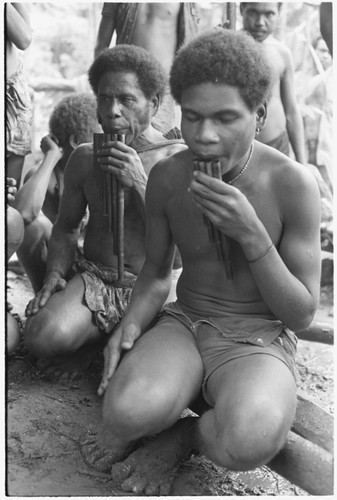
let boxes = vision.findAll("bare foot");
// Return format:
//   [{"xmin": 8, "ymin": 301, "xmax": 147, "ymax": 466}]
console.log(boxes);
[
  {"xmin": 80, "ymin": 429, "xmax": 135, "ymax": 473},
  {"xmin": 36, "ymin": 345, "xmax": 97, "ymax": 382},
  {"xmin": 110, "ymin": 417, "xmax": 197, "ymax": 495}
]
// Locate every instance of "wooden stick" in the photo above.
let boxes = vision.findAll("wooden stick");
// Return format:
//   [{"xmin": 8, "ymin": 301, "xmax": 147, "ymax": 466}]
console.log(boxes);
[
  {"xmin": 193, "ymin": 158, "xmax": 233, "ymax": 279},
  {"xmin": 110, "ymin": 134, "xmax": 118, "ymax": 254},
  {"xmin": 193, "ymin": 160, "xmax": 214, "ymax": 241},
  {"xmin": 116, "ymin": 133, "xmax": 125, "ymax": 282},
  {"xmin": 93, "ymin": 133, "xmax": 110, "ymax": 213},
  {"xmin": 93, "ymin": 132, "xmax": 125, "ymax": 281},
  {"xmin": 211, "ymin": 160, "xmax": 233, "ymax": 280}
]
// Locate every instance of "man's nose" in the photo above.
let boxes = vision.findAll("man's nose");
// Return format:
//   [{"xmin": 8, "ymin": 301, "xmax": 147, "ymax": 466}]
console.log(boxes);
[
  {"xmin": 108, "ymin": 99, "xmax": 122, "ymax": 117},
  {"xmin": 255, "ymin": 14, "xmax": 267, "ymax": 26},
  {"xmin": 195, "ymin": 121, "xmax": 219, "ymax": 144}
]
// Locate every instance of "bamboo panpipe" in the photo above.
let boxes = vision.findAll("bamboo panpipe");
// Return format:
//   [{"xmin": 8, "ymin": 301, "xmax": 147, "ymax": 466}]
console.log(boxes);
[
  {"xmin": 193, "ymin": 159, "xmax": 233, "ymax": 280},
  {"xmin": 93, "ymin": 132, "xmax": 125, "ymax": 282}
]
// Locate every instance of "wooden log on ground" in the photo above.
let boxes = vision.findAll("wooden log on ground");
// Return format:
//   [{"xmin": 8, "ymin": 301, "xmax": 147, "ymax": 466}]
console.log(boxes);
[
  {"xmin": 267, "ymin": 431, "xmax": 333, "ymax": 495},
  {"xmin": 296, "ymin": 321, "xmax": 333, "ymax": 344},
  {"xmin": 292, "ymin": 390, "xmax": 333, "ymax": 453}
]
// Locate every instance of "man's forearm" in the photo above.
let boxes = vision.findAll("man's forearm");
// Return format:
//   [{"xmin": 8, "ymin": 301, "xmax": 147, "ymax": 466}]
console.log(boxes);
[
  {"xmin": 122, "ymin": 269, "xmax": 172, "ymax": 333},
  {"xmin": 45, "ymin": 228, "xmax": 78, "ymax": 281},
  {"xmin": 287, "ymin": 111, "xmax": 307, "ymax": 164},
  {"xmin": 14, "ymin": 154, "xmax": 59, "ymax": 223},
  {"xmin": 247, "ymin": 244, "xmax": 318, "ymax": 332}
]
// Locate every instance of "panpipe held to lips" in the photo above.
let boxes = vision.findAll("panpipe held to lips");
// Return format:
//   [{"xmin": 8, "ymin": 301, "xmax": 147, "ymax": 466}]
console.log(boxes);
[
  {"xmin": 93, "ymin": 132, "xmax": 125, "ymax": 282},
  {"xmin": 193, "ymin": 159, "xmax": 233, "ymax": 280}
]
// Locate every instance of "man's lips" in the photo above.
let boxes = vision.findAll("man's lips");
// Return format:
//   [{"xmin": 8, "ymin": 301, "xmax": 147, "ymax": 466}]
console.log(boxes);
[{"xmin": 193, "ymin": 152, "xmax": 220, "ymax": 161}]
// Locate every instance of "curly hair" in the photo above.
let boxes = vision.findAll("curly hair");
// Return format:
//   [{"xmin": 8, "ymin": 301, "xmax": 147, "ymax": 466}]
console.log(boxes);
[
  {"xmin": 88, "ymin": 45, "xmax": 167, "ymax": 100},
  {"xmin": 170, "ymin": 29, "xmax": 272, "ymax": 111},
  {"xmin": 240, "ymin": 2, "xmax": 282, "ymax": 12},
  {"xmin": 49, "ymin": 93, "xmax": 98, "ymax": 147}
]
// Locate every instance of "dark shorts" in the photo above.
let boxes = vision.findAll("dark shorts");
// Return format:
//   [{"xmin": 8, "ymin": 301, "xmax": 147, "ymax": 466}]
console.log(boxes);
[{"xmin": 158, "ymin": 301, "xmax": 298, "ymax": 406}]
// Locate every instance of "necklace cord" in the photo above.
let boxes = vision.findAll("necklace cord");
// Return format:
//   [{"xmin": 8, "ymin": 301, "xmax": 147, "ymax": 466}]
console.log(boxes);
[{"xmin": 227, "ymin": 142, "xmax": 254, "ymax": 185}]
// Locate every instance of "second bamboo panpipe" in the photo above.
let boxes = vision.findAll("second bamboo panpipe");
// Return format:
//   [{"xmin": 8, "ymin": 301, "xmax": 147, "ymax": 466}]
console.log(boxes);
[
  {"xmin": 93, "ymin": 132, "xmax": 125, "ymax": 282},
  {"xmin": 193, "ymin": 159, "xmax": 233, "ymax": 280}
]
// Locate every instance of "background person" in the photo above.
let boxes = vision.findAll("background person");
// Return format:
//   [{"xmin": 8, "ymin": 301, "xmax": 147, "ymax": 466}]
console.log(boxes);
[
  {"xmin": 240, "ymin": 2, "xmax": 306, "ymax": 163},
  {"xmin": 13, "ymin": 93, "xmax": 102, "ymax": 293}
]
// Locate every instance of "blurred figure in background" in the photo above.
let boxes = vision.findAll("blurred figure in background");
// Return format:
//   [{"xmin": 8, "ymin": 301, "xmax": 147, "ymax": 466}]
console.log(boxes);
[
  {"xmin": 6, "ymin": 2, "xmax": 33, "ymax": 187},
  {"xmin": 6, "ymin": 178, "xmax": 25, "ymax": 354},
  {"xmin": 240, "ymin": 2, "xmax": 306, "ymax": 164},
  {"xmin": 13, "ymin": 94, "xmax": 102, "ymax": 293},
  {"xmin": 302, "ymin": 35, "xmax": 333, "ymax": 191}
]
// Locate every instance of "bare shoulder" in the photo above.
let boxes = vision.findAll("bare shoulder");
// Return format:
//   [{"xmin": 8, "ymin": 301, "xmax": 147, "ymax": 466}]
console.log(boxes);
[
  {"xmin": 64, "ymin": 142, "xmax": 93, "ymax": 182},
  {"xmin": 164, "ymin": 142, "xmax": 187, "ymax": 156},
  {"xmin": 151, "ymin": 147, "xmax": 189, "ymax": 174},
  {"xmin": 263, "ymin": 36, "xmax": 292, "ymax": 68},
  {"xmin": 257, "ymin": 142, "xmax": 320, "ymax": 204},
  {"xmin": 147, "ymin": 148, "xmax": 190, "ymax": 193},
  {"xmin": 269, "ymin": 36, "xmax": 292, "ymax": 61}
]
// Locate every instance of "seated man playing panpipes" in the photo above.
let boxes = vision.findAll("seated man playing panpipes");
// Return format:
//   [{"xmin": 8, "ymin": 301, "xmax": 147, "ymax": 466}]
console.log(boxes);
[
  {"xmin": 79, "ymin": 29, "xmax": 321, "ymax": 494},
  {"xmin": 24, "ymin": 45, "xmax": 186, "ymax": 379}
]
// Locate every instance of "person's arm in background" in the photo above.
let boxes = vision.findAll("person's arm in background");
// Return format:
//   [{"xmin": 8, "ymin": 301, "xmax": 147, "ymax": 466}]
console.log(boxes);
[
  {"xmin": 25, "ymin": 146, "xmax": 89, "ymax": 315},
  {"xmin": 13, "ymin": 135, "xmax": 62, "ymax": 224},
  {"xmin": 29, "ymin": 77, "xmax": 77, "ymax": 93},
  {"xmin": 280, "ymin": 45, "xmax": 307, "ymax": 164},
  {"xmin": 6, "ymin": 3, "xmax": 32, "ymax": 50},
  {"xmin": 320, "ymin": 2, "xmax": 332, "ymax": 56},
  {"xmin": 94, "ymin": 2, "xmax": 117, "ymax": 59}
]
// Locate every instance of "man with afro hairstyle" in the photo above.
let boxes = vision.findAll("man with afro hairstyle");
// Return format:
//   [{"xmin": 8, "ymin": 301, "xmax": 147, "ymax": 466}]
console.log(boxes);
[
  {"xmin": 13, "ymin": 93, "xmax": 101, "ymax": 293},
  {"xmin": 84, "ymin": 29, "xmax": 320, "ymax": 494},
  {"xmin": 23, "ymin": 45, "xmax": 185, "ymax": 380}
]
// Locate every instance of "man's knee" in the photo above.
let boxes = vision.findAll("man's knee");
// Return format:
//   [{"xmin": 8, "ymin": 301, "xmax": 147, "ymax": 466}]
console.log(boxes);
[
  {"xmin": 216, "ymin": 401, "xmax": 293, "ymax": 470},
  {"xmin": 24, "ymin": 308, "xmax": 75, "ymax": 357},
  {"xmin": 103, "ymin": 375, "xmax": 179, "ymax": 435}
]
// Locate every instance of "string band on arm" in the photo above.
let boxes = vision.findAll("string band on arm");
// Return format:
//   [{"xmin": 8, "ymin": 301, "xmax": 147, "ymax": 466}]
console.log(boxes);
[{"xmin": 247, "ymin": 243, "xmax": 274, "ymax": 264}]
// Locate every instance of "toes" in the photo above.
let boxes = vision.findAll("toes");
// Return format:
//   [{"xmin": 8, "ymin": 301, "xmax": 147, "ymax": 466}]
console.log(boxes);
[
  {"xmin": 110, "ymin": 461, "xmax": 133, "ymax": 483},
  {"xmin": 121, "ymin": 473, "xmax": 148, "ymax": 494},
  {"xmin": 145, "ymin": 481, "xmax": 160, "ymax": 495},
  {"xmin": 158, "ymin": 478, "xmax": 174, "ymax": 496},
  {"xmin": 92, "ymin": 454, "xmax": 114, "ymax": 473}
]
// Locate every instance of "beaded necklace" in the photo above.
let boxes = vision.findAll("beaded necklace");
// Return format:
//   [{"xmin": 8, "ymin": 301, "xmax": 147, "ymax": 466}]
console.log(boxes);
[{"xmin": 226, "ymin": 142, "xmax": 254, "ymax": 185}]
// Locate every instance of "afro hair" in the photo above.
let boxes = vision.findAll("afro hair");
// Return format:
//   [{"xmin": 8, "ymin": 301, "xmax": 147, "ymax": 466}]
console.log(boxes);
[
  {"xmin": 88, "ymin": 44, "xmax": 167, "ymax": 100},
  {"xmin": 49, "ymin": 93, "xmax": 99, "ymax": 147},
  {"xmin": 170, "ymin": 29, "xmax": 272, "ymax": 111}
]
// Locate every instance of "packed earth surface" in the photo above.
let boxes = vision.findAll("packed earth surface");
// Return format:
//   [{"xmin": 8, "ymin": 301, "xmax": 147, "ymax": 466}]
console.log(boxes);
[{"xmin": 6, "ymin": 260, "xmax": 333, "ymax": 497}]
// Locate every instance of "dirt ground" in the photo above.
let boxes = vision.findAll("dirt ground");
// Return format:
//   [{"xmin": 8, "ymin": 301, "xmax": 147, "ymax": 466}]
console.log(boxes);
[{"xmin": 5, "ymin": 263, "xmax": 334, "ymax": 497}]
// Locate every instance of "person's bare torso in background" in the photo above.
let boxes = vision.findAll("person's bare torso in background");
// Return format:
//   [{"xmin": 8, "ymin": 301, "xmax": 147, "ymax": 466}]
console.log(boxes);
[{"xmin": 131, "ymin": 3, "xmax": 181, "ymax": 73}]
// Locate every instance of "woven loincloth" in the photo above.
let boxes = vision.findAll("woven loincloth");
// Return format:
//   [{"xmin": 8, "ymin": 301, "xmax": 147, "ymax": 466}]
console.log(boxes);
[
  {"xmin": 77, "ymin": 257, "xmax": 137, "ymax": 333},
  {"xmin": 6, "ymin": 61, "xmax": 32, "ymax": 156}
]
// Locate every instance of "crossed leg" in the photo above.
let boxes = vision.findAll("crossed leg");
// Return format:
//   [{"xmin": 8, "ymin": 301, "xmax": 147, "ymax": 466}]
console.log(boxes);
[{"xmin": 24, "ymin": 274, "xmax": 104, "ymax": 380}]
